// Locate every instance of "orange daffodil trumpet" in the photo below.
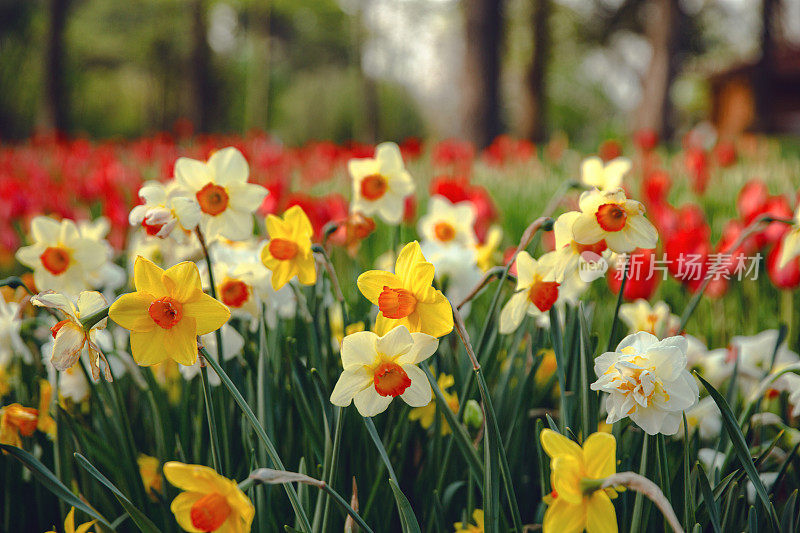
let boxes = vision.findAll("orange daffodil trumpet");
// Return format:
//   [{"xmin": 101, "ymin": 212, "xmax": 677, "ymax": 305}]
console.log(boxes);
[
  {"xmin": 540, "ymin": 429, "xmax": 619, "ymax": 533},
  {"xmin": 348, "ymin": 142, "xmax": 415, "ymax": 225},
  {"xmin": 260, "ymin": 205, "xmax": 317, "ymax": 290},
  {"xmin": 163, "ymin": 461, "xmax": 254, "ymax": 533},
  {"xmin": 499, "ymin": 251, "xmax": 561, "ymax": 334},
  {"xmin": 174, "ymin": 147, "xmax": 268, "ymax": 241},
  {"xmin": 31, "ymin": 290, "xmax": 111, "ymax": 381},
  {"xmin": 330, "ymin": 325, "xmax": 438, "ymax": 417},
  {"xmin": 572, "ymin": 188, "xmax": 658, "ymax": 254},
  {"xmin": 591, "ymin": 332, "xmax": 699, "ymax": 435},
  {"xmin": 580, "ymin": 156, "xmax": 631, "ymax": 191},
  {"xmin": 417, "ymin": 196, "xmax": 478, "ymax": 248},
  {"xmin": 357, "ymin": 241, "xmax": 453, "ymax": 338},
  {"xmin": 109, "ymin": 257, "xmax": 230, "ymax": 366},
  {"xmin": 550, "ymin": 211, "xmax": 608, "ymax": 282}
]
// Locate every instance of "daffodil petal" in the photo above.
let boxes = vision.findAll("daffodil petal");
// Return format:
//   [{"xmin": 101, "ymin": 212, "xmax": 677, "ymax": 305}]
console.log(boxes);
[
  {"xmin": 283, "ymin": 205, "xmax": 314, "ymax": 241},
  {"xmin": 109, "ymin": 292, "xmax": 156, "ymax": 332},
  {"xmin": 163, "ymin": 261, "xmax": 203, "ymax": 302},
  {"xmin": 357, "ymin": 271, "xmax": 402, "ymax": 304},
  {"xmin": 353, "ymin": 386, "xmax": 393, "ymax": 417},
  {"xmin": 169, "ymin": 491, "xmax": 206, "ymax": 533},
  {"xmin": 543, "ymin": 495, "xmax": 586, "ymax": 533},
  {"xmin": 130, "ymin": 328, "xmax": 169, "ymax": 366},
  {"xmin": 586, "ymin": 490, "xmax": 618, "ymax": 533},
  {"xmin": 163, "ymin": 461, "xmax": 226, "ymax": 493},
  {"xmin": 582, "ymin": 432, "xmax": 617, "ymax": 480},
  {"xmin": 134, "ymin": 256, "xmax": 167, "ymax": 296},
  {"xmin": 330, "ymin": 367, "xmax": 371, "ymax": 407},
  {"xmin": 399, "ymin": 364, "xmax": 431, "ymax": 407},
  {"xmin": 183, "ymin": 293, "xmax": 230, "ymax": 335},
  {"xmin": 552, "ymin": 455, "xmax": 583, "ymax": 504},
  {"xmin": 168, "ymin": 317, "xmax": 199, "ymax": 366},
  {"xmin": 540, "ymin": 429, "xmax": 583, "ymax": 461}
]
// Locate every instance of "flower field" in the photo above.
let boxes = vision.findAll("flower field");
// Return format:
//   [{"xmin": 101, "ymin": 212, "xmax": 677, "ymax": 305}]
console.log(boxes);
[{"xmin": 1, "ymin": 130, "xmax": 800, "ymax": 533}]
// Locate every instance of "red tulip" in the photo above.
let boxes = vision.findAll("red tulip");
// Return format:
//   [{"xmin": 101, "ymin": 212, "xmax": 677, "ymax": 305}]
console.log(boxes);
[
  {"xmin": 607, "ymin": 248, "xmax": 660, "ymax": 301},
  {"xmin": 768, "ymin": 237, "xmax": 800, "ymax": 289},
  {"xmin": 598, "ymin": 139, "xmax": 623, "ymax": 162},
  {"xmin": 713, "ymin": 141, "xmax": 737, "ymax": 167},
  {"xmin": 737, "ymin": 179, "xmax": 769, "ymax": 224},
  {"xmin": 634, "ymin": 129, "xmax": 659, "ymax": 152}
]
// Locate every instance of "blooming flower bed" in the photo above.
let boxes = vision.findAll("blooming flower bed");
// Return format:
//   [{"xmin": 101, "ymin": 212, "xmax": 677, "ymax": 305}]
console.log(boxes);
[{"xmin": 1, "ymin": 131, "xmax": 800, "ymax": 532}]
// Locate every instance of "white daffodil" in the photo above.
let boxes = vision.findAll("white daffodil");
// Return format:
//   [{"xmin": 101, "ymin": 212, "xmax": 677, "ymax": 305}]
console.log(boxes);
[
  {"xmin": 77, "ymin": 218, "xmax": 126, "ymax": 295},
  {"xmin": 580, "ymin": 156, "xmax": 631, "ymax": 191},
  {"xmin": 591, "ymin": 332, "xmax": 699, "ymax": 435},
  {"xmin": 330, "ymin": 325, "xmax": 438, "ymax": 417},
  {"xmin": 15, "ymin": 216, "xmax": 109, "ymax": 296},
  {"xmin": 200, "ymin": 261, "xmax": 260, "ymax": 323},
  {"xmin": 619, "ymin": 299, "xmax": 680, "ymax": 338},
  {"xmin": 40, "ymin": 341, "xmax": 90, "ymax": 403},
  {"xmin": 418, "ymin": 196, "xmax": 478, "ymax": 248},
  {"xmin": 674, "ymin": 396, "xmax": 721, "ymax": 441},
  {"xmin": 174, "ymin": 147, "xmax": 268, "ymax": 241},
  {"xmin": 181, "ymin": 325, "xmax": 244, "ymax": 386},
  {"xmin": 349, "ymin": 142, "xmax": 415, "ymax": 225},
  {"xmin": 550, "ymin": 211, "xmax": 609, "ymax": 282},
  {"xmin": 725, "ymin": 329, "xmax": 800, "ymax": 394},
  {"xmin": 498, "ymin": 251, "xmax": 561, "ymax": 334},
  {"xmin": 420, "ymin": 240, "xmax": 482, "ymax": 317},
  {"xmin": 30, "ymin": 290, "xmax": 111, "ymax": 381},
  {"xmin": 129, "ymin": 180, "xmax": 201, "ymax": 239},
  {"xmin": 778, "ymin": 205, "xmax": 800, "ymax": 268},
  {"xmin": 572, "ymin": 188, "xmax": 658, "ymax": 253},
  {"xmin": 698, "ymin": 448, "xmax": 725, "ymax": 474},
  {"xmin": 0, "ymin": 294, "xmax": 32, "ymax": 365}
]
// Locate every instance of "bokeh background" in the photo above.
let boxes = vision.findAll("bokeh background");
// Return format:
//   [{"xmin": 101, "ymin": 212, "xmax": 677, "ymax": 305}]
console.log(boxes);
[{"xmin": 2, "ymin": 0, "xmax": 799, "ymax": 146}]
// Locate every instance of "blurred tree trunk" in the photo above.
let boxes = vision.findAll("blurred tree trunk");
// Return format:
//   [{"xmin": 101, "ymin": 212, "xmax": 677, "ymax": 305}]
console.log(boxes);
[
  {"xmin": 520, "ymin": 0, "xmax": 550, "ymax": 142},
  {"xmin": 42, "ymin": 0, "xmax": 70, "ymax": 133},
  {"xmin": 243, "ymin": 4, "xmax": 271, "ymax": 132},
  {"xmin": 633, "ymin": 0, "xmax": 679, "ymax": 139},
  {"xmin": 755, "ymin": 0, "xmax": 777, "ymax": 132},
  {"xmin": 462, "ymin": 0, "xmax": 503, "ymax": 148},
  {"xmin": 190, "ymin": 0, "xmax": 213, "ymax": 132}
]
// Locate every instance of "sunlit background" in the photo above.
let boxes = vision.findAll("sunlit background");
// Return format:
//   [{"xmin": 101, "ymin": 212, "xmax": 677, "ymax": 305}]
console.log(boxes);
[{"xmin": 1, "ymin": 0, "xmax": 799, "ymax": 146}]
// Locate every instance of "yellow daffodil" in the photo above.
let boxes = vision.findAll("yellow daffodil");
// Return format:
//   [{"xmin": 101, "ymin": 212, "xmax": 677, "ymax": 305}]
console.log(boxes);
[
  {"xmin": 454, "ymin": 509, "xmax": 484, "ymax": 532},
  {"xmin": 534, "ymin": 349, "xmax": 558, "ymax": 387},
  {"xmin": 409, "ymin": 371, "xmax": 458, "ymax": 435},
  {"xmin": 109, "ymin": 257, "xmax": 230, "ymax": 366},
  {"xmin": 37, "ymin": 379, "xmax": 56, "ymax": 439},
  {"xmin": 163, "ymin": 461, "xmax": 254, "ymax": 533},
  {"xmin": 260, "ymin": 205, "xmax": 317, "ymax": 290},
  {"xmin": 778, "ymin": 205, "xmax": 800, "ymax": 268},
  {"xmin": 476, "ymin": 226, "xmax": 503, "ymax": 272},
  {"xmin": 0, "ymin": 403, "xmax": 38, "ymax": 447},
  {"xmin": 540, "ymin": 429, "xmax": 618, "ymax": 533},
  {"xmin": 357, "ymin": 241, "xmax": 453, "ymax": 338},
  {"xmin": 138, "ymin": 454, "xmax": 163, "ymax": 499},
  {"xmin": 45, "ymin": 507, "xmax": 97, "ymax": 533},
  {"xmin": 572, "ymin": 189, "xmax": 657, "ymax": 254}
]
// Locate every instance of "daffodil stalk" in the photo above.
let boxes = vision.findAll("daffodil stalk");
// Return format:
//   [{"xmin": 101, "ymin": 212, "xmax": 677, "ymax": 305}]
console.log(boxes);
[
  {"xmin": 199, "ymin": 344, "xmax": 313, "ymax": 532},
  {"xmin": 606, "ymin": 259, "xmax": 628, "ymax": 352},
  {"xmin": 248, "ymin": 468, "xmax": 375, "ymax": 533},
  {"xmin": 581, "ymin": 472, "xmax": 685, "ymax": 533},
  {"xmin": 678, "ymin": 213, "xmax": 794, "ymax": 333},
  {"xmin": 194, "ymin": 226, "xmax": 225, "ymax": 473},
  {"xmin": 312, "ymin": 243, "xmax": 349, "ymax": 326}
]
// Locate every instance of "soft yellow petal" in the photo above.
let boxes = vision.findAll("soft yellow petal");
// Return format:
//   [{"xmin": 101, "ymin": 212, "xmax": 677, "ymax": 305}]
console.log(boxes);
[
  {"xmin": 109, "ymin": 292, "xmax": 156, "ymax": 332},
  {"xmin": 65, "ymin": 508, "xmax": 76, "ymax": 533},
  {"xmin": 357, "ymin": 270, "xmax": 402, "ymax": 304},
  {"xmin": 268, "ymin": 259, "xmax": 296, "ymax": 290},
  {"xmin": 540, "ymin": 429, "xmax": 583, "ymax": 461},
  {"xmin": 283, "ymin": 205, "xmax": 314, "ymax": 241},
  {"xmin": 167, "ymin": 317, "xmax": 199, "ymax": 366},
  {"xmin": 183, "ymin": 293, "xmax": 230, "ymax": 335},
  {"xmin": 414, "ymin": 297, "xmax": 454, "ymax": 337},
  {"xmin": 170, "ymin": 491, "xmax": 205, "ymax": 533},
  {"xmin": 130, "ymin": 328, "xmax": 169, "ymax": 366},
  {"xmin": 264, "ymin": 214, "xmax": 290, "ymax": 240},
  {"xmin": 552, "ymin": 455, "xmax": 583, "ymax": 504},
  {"xmin": 406, "ymin": 260, "xmax": 435, "ymax": 298},
  {"xmin": 163, "ymin": 461, "xmax": 228, "ymax": 493},
  {"xmin": 395, "ymin": 241, "xmax": 425, "ymax": 283},
  {"xmin": 582, "ymin": 432, "xmax": 616, "ymax": 480},
  {"xmin": 75, "ymin": 519, "xmax": 98, "ymax": 533},
  {"xmin": 134, "ymin": 256, "xmax": 167, "ymax": 296},
  {"xmin": 586, "ymin": 490, "xmax": 618, "ymax": 533},
  {"xmin": 163, "ymin": 261, "xmax": 203, "ymax": 303},
  {"xmin": 295, "ymin": 253, "xmax": 317, "ymax": 286},
  {"xmin": 543, "ymin": 496, "xmax": 586, "ymax": 533}
]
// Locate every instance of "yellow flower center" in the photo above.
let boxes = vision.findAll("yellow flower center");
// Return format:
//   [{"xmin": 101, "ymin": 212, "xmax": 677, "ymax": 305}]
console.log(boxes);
[
  {"xmin": 269, "ymin": 238, "xmax": 298, "ymax": 261},
  {"xmin": 219, "ymin": 279, "xmax": 249, "ymax": 308},
  {"xmin": 190, "ymin": 492, "xmax": 231, "ymax": 532},
  {"xmin": 596, "ymin": 203, "xmax": 627, "ymax": 232},
  {"xmin": 148, "ymin": 297, "xmax": 184, "ymax": 329},
  {"xmin": 40, "ymin": 246, "xmax": 71, "ymax": 275},
  {"xmin": 196, "ymin": 183, "xmax": 229, "ymax": 216},
  {"xmin": 378, "ymin": 286, "xmax": 417, "ymax": 319},
  {"xmin": 373, "ymin": 361, "xmax": 411, "ymax": 397},
  {"xmin": 433, "ymin": 221, "xmax": 457, "ymax": 242},
  {"xmin": 360, "ymin": 174, "xmax": 388, "ymax": 201}
]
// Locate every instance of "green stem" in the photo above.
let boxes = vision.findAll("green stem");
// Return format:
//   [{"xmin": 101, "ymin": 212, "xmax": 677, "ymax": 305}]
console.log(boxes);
[
  {"xmin": 200, "ymin": 345, "xmax": 313, "ymax": 532},
  {"xmin": 199, "ymin": 362, "xmax": 222, "ymax": 472},
  {"xmin": 630, "ymin": 433, "xmax": 650, "ymax": 533},
  {"xmin": 607, "ymin": 259, "xmax": 629, "ymax": 352}
]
